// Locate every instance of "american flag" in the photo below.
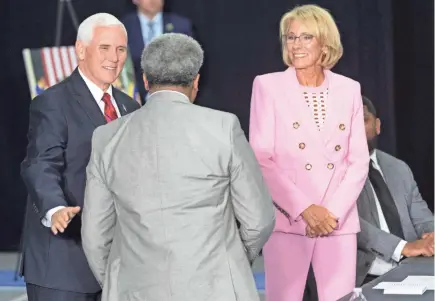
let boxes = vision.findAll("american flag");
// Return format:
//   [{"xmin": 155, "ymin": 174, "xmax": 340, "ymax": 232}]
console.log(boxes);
[{"xmin": 40, "ymin": 46, "xmax": 78, "ymax": 86}]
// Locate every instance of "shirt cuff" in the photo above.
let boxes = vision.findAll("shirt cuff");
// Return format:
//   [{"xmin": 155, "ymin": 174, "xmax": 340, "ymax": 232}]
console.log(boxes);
[
  {"xmin": 41, "ymin": 206, "xmax": 66, "ymax": 227},
  {"xmin": 392, "ymin": 240, "xmax": 408, "ymax": 262}
]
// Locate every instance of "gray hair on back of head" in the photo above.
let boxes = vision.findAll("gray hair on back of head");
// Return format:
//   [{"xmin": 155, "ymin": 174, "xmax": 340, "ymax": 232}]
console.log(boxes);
[
  {"xmin": 77, "ymin": 13, "xmax": 127, "ymax": 44},
  {"xmin": 140, "ymin": 33, "xmax": 204, "ymax": 87}
]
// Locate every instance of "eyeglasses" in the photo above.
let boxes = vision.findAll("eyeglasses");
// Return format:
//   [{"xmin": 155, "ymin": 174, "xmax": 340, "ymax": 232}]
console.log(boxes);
[{"xmin": 283, "ymin": 34, "xmax": 314, "ymax": 45}]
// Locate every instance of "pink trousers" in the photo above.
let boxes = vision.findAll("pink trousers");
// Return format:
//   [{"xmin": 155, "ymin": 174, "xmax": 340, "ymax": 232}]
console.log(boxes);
[{"xmin": 263, "ymin": 232, "xmax": 357, "ymax": 301}]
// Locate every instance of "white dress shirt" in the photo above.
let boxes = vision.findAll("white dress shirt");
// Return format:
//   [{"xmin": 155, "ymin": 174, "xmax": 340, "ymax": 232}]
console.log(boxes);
[
  {"xmin": 78, "ymin": 68, "xmax": 121, "ymax": 117},
  {"xmin": 148, "ymin": 90, "xmax": 190, "ymax": 102},
  {"xmin": 41, "ymin": 69, "xmax": 121, "ymax": 227},
  {"xmin": 367, "ymin": 150, "xmax": 408, "ymax": 276},
  {"xmin": 138, "ymin": 12, "xmax": 163, "ymax": 44}
]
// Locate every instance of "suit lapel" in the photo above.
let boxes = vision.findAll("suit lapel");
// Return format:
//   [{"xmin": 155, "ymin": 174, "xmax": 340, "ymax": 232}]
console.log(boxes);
[
  {"xmin": 130, "ymin": 14, "xmax": 145, "ymax": 59},
  {"xmin": 113, "ymin": 89, "xmax": 129, "ymax": 116},
  {"xmin": 320, "ymin": 70, "xmax": 342, "ymax": 144},
  {"xmin": 68, "ymin": 69, "xmax": 107, "ymax": 127},
  {"xmin": 163, "ymin": 13, "xmax": 174, "ymax": 34},
  {"xmin": 363, "ymin": 181, "xmax": 380, "ymax": 227},
  {"xmin": 282, "ymin": 68, "xmax": 321, "ymax": 142}
]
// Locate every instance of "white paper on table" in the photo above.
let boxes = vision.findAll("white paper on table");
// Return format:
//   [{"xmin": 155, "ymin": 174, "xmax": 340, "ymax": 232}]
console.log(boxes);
[
  {"xmin": 373, "ymin": 282, "xmax": 401, "ymax": 289},
  {"xmin": 402, "ymin": 276, "xmax": 435, "ymax": 290},
  {"xmin": 382, "ymin": 283, "xmax": 427, "ymax": 295}
]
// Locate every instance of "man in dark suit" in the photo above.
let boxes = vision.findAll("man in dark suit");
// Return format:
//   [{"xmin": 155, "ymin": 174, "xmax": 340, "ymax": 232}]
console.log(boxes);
[
  {"xmin": 356, "ymin": 96, "xmax": 434, "ymax": 286},
  {"xmin": 20, "ymin": 13, "xmax": 140, "ymax": 301},
  {"xmin": 122, "ymin": 0, "xmax": 193, "ymax": 103}
]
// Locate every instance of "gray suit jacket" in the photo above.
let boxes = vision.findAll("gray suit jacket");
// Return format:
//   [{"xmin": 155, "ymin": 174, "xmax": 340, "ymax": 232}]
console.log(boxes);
[
  {"xmin": 356, "ymin": 150, "xmax": 434, "ymax": 286},
  {"xmin": 81, "ymin": 91, "xmax": 275, "ymax": 301}
]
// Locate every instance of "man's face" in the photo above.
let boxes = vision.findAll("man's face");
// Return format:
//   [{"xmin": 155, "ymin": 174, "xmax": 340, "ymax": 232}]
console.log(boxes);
[
  {"xmin": 76, "ymin": 25, "xmax": 128, "ymax": 90},
  {"xmin": 135, "ymin": 0, "xmax": 164, "ymax": 16},
  {"xmin": 363, "ymin": 105, "xmax": 381, "ymax": 154}
]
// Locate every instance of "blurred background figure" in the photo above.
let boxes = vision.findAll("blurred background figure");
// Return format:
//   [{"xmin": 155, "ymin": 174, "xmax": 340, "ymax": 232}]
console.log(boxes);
[
  {"xmin": 356, "ymin": 96, "xmax": 434, "ymax": 286},
  {"xmin": 122, "ymin": 0, "xmax": 193, "ymax": 103}
]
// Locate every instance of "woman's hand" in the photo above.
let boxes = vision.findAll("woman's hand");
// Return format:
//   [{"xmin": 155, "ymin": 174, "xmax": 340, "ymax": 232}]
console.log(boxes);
[
  {"xmin": 302, "ymin": 205, "xmax": 338, "ymax": 237},
  {"xmin": 306, "ymin": 224, "xmax": 317, "ymax": 238}
]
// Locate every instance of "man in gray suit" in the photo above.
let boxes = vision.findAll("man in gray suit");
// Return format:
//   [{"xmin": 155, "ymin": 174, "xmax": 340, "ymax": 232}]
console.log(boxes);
[
  {"xmin": 81, "ymin": 33, "xmax": 275, "ymax": 301},
  {"xmin": 356, "ymin": 96, "xmax": 434, "ymax": 286}
]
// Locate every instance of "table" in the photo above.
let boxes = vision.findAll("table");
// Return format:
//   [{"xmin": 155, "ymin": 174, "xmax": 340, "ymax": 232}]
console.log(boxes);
[{"xmin": 339, "ymin": 257, "xmax": 434, "ymax": 300}]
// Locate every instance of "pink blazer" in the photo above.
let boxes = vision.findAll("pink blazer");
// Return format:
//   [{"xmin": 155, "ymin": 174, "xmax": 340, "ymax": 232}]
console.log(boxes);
[{"xmin": 249, "ymin": 67, "xmax": 369, "ymax": 235}]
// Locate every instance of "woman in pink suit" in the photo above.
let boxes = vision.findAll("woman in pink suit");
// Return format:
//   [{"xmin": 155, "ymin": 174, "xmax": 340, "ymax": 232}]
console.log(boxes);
[{"xmin": 249, "ymin": 4, "xmax": 369, "ymax": 301}]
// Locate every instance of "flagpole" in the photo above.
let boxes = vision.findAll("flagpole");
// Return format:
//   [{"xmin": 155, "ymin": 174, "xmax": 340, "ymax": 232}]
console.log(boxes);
[{"xmin": 55, "ymin": 0, "xmax": 79, "ymax": 46}]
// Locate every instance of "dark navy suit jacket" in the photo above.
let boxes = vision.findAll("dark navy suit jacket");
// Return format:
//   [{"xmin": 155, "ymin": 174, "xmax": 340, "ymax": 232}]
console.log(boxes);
[
  {"xmin": 122, "ymin": 12, "xmax": 193, "ymax": 103},
  {"xmin": 20, "ymin": 69, "xmax": 140, "ymax": 293}
]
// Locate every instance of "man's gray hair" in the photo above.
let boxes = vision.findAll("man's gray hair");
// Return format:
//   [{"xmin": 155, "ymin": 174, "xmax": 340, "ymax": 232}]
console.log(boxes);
[
  {"xmin": 140, "ymin": 33, "xmax": 204, "ymax": 87},
  {"xmin": 77, "ymin": 13, "xmax": 127, "ymax": 44}
]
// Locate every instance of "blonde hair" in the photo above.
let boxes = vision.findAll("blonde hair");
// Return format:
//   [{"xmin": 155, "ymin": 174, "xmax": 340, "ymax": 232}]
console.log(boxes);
[{"xmin": 279, "ymin": 4, "xmax": 343, "ymax": 69}]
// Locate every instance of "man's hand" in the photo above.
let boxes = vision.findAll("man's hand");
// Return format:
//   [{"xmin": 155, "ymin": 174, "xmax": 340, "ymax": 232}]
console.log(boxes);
[
  {"xmin": 402, "ymin": 236, "xmax": 434, "ymax": 257},
  {"xmin": 51, "ymin": 206, "xmax": 81, "ymax": 235},
  {"xmin": 301, "ymin": 205, "xmax": 338, "ymax": 236},
  {"xmin": 422, "ymin": 232, "xmax": 434, "ymax": 240}
]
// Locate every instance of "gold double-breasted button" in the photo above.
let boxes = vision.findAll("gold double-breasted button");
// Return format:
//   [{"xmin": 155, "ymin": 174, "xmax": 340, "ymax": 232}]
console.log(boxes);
[
  {"xmin": 293, "ymin": 122, "xmax": 300, "ymax": 129},
  {"xmin": 327, "ymin": 163, "xmax": 334, "ymax": 169},
  {"xmin": 335, "ymin": 145, "xmax": 341, "ymax": 151},
  {"xmin": 339, "ymin": 124, "xmax": 346, "ymax": 131},
  {"xmin": 299, "ymin": 143, "xmax": 306, "ymax": 150},
  {"xmin": 305, "ymin": 163, "xmax": 312, "ymax": 170}
]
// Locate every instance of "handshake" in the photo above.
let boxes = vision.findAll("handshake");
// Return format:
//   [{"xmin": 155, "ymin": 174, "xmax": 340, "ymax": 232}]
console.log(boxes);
[{"xmin": 302, "ymin": 204, "xmax": 338, "ymax": 237}]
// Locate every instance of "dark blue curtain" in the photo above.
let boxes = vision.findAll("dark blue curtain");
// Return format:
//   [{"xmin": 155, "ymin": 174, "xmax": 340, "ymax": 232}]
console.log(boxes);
[
  {"xmin": 171, "ymin": 0, "xmax": 397, "ymax": 155},
  {"xmin": 393, "ymin": 0, "xmax": 434, "ymax": 211}
]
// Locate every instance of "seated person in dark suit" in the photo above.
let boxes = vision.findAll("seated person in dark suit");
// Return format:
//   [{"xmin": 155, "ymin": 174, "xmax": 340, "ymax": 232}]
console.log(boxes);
[
  {"xmin": 122, "ymin": 0, "xmax": 193, "ymax": 103},
  {"xmin": 356, "ymin": 96, "xmax": 434, "ymax": 286}
]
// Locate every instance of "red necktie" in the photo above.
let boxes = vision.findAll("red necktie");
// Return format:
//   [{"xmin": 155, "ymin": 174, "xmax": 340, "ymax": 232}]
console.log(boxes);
[{"xmin": 102, "ymin": 93, "xmax": 118, "ymax": 122}]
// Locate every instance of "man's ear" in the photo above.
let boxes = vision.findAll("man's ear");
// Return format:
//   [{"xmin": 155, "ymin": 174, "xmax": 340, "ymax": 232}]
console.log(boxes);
[
  {"xmin": 193, "ymin": 74, "xmax": 200, "ymax": 91},
  {"xmin": 375, "ymin": 118, "xmax": 381, "ymax": 135},
  {"xmin": 142, "ymin": 74, "xmax": 150, "ymax": 91},
  {"xmin": 75, "ymin": 40, "xmax": 86, "ymax": 61}
]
